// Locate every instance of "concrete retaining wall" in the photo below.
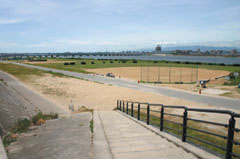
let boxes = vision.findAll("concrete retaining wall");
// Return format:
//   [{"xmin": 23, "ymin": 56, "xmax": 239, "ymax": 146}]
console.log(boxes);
[{"xmin": 0, "ymin": 138, "xmax": 7, "ymax": 159}]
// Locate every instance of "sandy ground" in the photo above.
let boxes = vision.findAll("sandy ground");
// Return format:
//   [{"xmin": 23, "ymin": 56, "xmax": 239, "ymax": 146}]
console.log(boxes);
[
  {"xmin": 87, "ymin": 67, "xmax": 229, "ymax": 83},
  {"xmin": 16, "ymin": 73, "xmax": 239, "ymax": 129},
  {"xmin": 88, "ymin": 67, "xmax": 239, "ymax": 98}
]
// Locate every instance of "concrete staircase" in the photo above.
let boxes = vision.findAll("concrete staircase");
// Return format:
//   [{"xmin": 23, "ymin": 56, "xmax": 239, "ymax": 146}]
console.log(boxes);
[{"xmin": 95, "ymin": 111, "xmax": 199, "ymax": 159}]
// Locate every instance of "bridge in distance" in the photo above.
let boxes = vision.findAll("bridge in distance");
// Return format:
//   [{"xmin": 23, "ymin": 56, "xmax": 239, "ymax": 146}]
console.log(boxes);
[{"xmin": 0, "ymin": 52, "xmax": 148, "ymax": 59}]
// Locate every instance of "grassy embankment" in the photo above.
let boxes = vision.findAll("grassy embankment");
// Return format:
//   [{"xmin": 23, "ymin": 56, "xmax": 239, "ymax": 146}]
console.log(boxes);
[
  {"xmin": 0, "ymin": 62, "xmax": 82, "ymax": 81},
  {"xmin": 27, "ymin": 58, "xmax": 240, "ymax": 74},
  {"xmin": 125, "ymin": 107, "xmax": 240, "ymax": 158}
]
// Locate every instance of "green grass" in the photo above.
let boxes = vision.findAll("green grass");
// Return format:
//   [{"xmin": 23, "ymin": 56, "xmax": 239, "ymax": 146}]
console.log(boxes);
[
  {"xmin": 0, "ymin": 63, "xmax": 82, "ymax": 80},
  {"xmin": 0, "ymin": 63, "xmax": 43, "ymax": 80},
  {"xmin": 12, "ymin": 118, "xmax": 31, "ymax": 134},
  {"xmin": 123, "ymin": 108, "xmax": 239, "ymax": 158},
  {"xmin": 2, "ymin": 134, "xmax": 17, "ymax": 147},
  {"xmin": 29, "ymin": 58, "xmax": 240, "ymax": 73},
  {"xmin": 90, "ymin": 119, "xmax": 93, "ymax": 133}
]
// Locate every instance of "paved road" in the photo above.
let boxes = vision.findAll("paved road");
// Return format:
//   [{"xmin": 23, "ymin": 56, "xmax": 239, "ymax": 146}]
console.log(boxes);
[
  {"xmin": 95, "ymin": 111, "xmax": 219, "ymax": 159},
  {"xmin": 4, "ymin": 61, "xmax": 240, "ymax": 111},
  {"xmin": 7, "ymin": 112, "xmax": 92, "ymax": 159}
]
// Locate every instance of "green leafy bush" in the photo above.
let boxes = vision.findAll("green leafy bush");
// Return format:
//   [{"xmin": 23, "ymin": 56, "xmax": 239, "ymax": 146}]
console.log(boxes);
[{"xmin": 12, "ymin": 118, "xmax": 31, "ymax": 133}]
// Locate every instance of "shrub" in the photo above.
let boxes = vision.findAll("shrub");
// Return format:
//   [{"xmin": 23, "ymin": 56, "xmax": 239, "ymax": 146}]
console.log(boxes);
[
  {"xmin": 81, "ymin": 61, "xmax": 86, "ymax": 65},
  {"xmin": 70, "ymin": 62, "xmax": 75, "ymax": 65},
  {"xmin": 132, "ymin": 59, "xmax": 138, "ymax": 63},
  {"xmin": 233, "ymin": 64, "xmax": 240, "ymax": 67},
  {"xmin": 32, "ymin": 112, "xmax": 58, "ymax": 124},
  {"xmin": 3, "ymin": 134, "xmax": 17, "ymax": 146},
  {"xmin": 153, "ymin": 61, "xmax": 158, "ymax": 63},
  {"xmin": 110, "ymin": 60, "xmax": 114, "ymax": 63},
  {"xmin": 103, "ymin": 61, "xmax": 105, "ymax": 64},
  {"xmin": 12, "ymin": 118, "xmax": 31, "ymax": 133},
  {"xmin": 91, "ymin": 61, "xmax": 95, "ymax": 64},
  {"xmin": 121, "ymin": 60, "xmax": 127, "ymax": 63},
  {"xmin": 219, "ymin": 63, "xmax": 225, "ymax": 66},
  {"xmin": 64, "ymin": 62, "xmax": 69, "ymax": 65}
]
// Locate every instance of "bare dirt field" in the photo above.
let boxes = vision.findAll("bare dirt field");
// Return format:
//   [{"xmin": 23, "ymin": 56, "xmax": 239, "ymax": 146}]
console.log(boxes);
[
  {"xmin": 87, "ymin": 67, "xmax": 229, "ymax": 83},
  {"xmin": 18, "ymin": 73, "xmax": 240, "ymax": 127}
]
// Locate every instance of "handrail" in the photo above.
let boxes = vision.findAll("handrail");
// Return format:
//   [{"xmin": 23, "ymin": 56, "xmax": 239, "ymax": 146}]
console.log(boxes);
[{"xmin": 117, "ymin": 99, "xmax": 240, "ymax": 159}]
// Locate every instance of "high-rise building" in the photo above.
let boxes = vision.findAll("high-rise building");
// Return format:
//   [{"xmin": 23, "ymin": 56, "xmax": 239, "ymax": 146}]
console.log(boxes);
[{"xmin": 155, "ymin": 45, "xmax": 161, "ymax": 52}]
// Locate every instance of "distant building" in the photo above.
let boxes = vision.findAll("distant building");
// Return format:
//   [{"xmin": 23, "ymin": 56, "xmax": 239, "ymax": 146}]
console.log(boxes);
[
  {"xmin": 155, "ymin": 45, "xmax": 161, "ymax": 52},
  {"xmin": 232, "ymin": 49, "xmax": 237, "ymax": 55},
  {"xmin": 197, "ymin": 48, "xmax": 201, "ymax": 53}
]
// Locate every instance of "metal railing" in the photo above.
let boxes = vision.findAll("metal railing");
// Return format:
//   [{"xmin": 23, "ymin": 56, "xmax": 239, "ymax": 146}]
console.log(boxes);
[{"xmin": 117, "ymin": 100, "xmax": 240, "ymax": 159}]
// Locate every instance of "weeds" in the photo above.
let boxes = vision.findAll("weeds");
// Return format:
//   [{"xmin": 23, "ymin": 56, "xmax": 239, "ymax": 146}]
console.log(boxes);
[
  {"xmin": 2, "ymin": 112, "xmax": 58, "ymax": 147},
  {"xmin": 90, "ymin": 119, "xmax": 93, "ymax": 133},
  {"xmin": 32, "ymin": 112, "xmax": 58, "ymax": 125},
  {"xmin": 12, "ymin": 118, "xmax": 31, "ymax": 134}
]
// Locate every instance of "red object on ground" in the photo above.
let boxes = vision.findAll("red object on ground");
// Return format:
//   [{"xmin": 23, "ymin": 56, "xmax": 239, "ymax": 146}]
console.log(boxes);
[
  {"xmin": 138, "ymin": 80, "xmax": 140, "ymax": 84},
  {"xmin": 199, "ymin": 89, "xmax": 201, "ymax": 94}
]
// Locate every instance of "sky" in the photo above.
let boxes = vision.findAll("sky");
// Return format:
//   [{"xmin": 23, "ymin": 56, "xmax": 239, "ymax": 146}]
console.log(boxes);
[{"xmin": 0, "ymin": 0, "xmax": 240, "ymax": 52}]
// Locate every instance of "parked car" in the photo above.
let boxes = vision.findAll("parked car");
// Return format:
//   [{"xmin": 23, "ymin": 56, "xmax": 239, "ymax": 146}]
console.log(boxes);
[{"xmin": 106, "ymin": 73, "xmax": 115, "ymax": 78}]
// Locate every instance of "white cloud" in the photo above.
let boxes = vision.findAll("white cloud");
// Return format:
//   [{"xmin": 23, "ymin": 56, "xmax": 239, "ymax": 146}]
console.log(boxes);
[
  {"xmin": 0, "ymin": 42, "xmax": 18, "ymax": 47},
  {"xmin": 0, "ymin": 18, "xmax": 25, "ymax": 24}
]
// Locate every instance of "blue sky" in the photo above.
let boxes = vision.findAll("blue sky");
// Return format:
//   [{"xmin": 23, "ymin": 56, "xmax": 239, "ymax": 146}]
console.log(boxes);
[{"xmin": 0, "ymin": 0, "xmax": 240, "ymax": 52}]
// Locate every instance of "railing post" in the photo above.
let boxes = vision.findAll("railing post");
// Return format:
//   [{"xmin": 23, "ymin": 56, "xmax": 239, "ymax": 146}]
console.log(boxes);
[
  {"xmin": 160, "ymin": 106, "xmax": 164, "ymax": 131},
  {"xmin": 123, "ymin": 102, "xmax": 125, "ymax": 112},
  {"xmin": 138, "ymin": 103, "xmax": 140, "ymax": 120},
  {"xmin": 182, "ymin": 108, "xmax": 188, "ymax": 142},
  {"xmin": 120, "ymin": 101, "xmax": 122, "ymax": 111},
  {"xmin": 131, "ymin": 103, "xmax": 134, "ymax": 117},
  {"xmin": 127, "ymin": 102, "xmax": 129, "ymax": 114},
  {"xmin": 117, "ymin": 100, "xmax": 119, "ymax": 110},
  {"xmin": 226, "ymin": 116, "xmax": 235, "ymax": 159},
  {"xmin": 147, "ymin": 104, "xmax": 150, "ymax": 125}
]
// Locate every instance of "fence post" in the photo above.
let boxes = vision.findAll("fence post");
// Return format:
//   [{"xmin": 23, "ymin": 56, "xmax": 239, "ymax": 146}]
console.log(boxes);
[
  {"xmin": 138, "ymin": 103, "xmax": 140, "ymax": 120},
  {"xmin": 160, "ymin": 106, "xmax": 164, "ymax": 131},
  {"xmin": 226, "ymin": 116, "xmax": 236, "ymax": 159},
  {"xmin": 131, "ymin": 103, "xmax": 134, "ymax": 117},
  {"xmin": 127, "ymin": 102, "xmax": 129, "ymax": 114},
  {"xmin": 123, "ymin": 102, "xmax": 125, "ymax": 112},
  {"xmin": 147, "ymin": 104, "xmax": 150, "ymax": 125},
  {"xmin": 182, "ymin": 109, "xmax": 188, "ymax": 142}
]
